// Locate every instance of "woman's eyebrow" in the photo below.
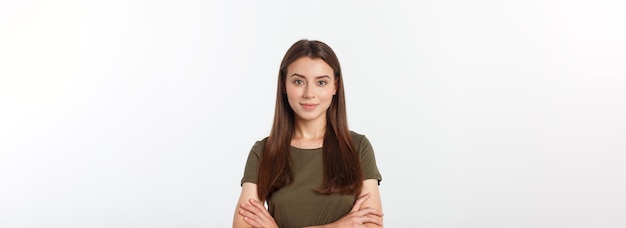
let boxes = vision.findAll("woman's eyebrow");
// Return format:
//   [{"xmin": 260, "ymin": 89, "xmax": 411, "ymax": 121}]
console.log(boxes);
[
  {"xmin": 290, "ymin": 73, "xmax": 331, "ymax": 79},
  {"xmin": 290, "ymin": 73, "xmax": 306, "ymax": 78}
]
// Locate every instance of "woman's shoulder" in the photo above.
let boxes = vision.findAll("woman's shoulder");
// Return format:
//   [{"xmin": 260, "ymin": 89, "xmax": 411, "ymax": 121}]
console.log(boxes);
[
  {"xmin": 255, "ymin": 136, "xmax": 269, "ymax": 145},
  {"xmin": 349, "ymin": 130, "xmax": 370, "ymax": 147},
  {"xmin": 250, "ymin": 136, "xmax": 269, "ymax": 155}
]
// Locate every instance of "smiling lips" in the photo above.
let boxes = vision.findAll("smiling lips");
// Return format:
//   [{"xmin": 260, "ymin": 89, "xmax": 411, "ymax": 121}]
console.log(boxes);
[{"xmin": 300, "ymin": 103, "xmax": 318, "ymax": 110}]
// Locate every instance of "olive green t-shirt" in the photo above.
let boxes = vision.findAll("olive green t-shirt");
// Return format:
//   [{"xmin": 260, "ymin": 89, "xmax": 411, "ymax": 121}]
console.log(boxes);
[{"xmin": 240, "ymin": 131, "xmax": 382, "ymax": 228}]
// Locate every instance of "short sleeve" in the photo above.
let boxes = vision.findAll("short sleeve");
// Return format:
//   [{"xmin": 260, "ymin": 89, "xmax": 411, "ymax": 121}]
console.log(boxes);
[
  {"xmin": 353, "ymin": 133, "xmax": 382, "ymax": 185},
  {"xmin": 240, "ymin": 139, "xmax": 266, "ymax": 186}
]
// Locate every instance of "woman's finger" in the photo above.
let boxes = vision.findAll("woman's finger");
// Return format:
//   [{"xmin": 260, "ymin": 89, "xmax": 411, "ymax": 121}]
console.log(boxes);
[
  {"xmin": 249, "ymin": 199, "xmax": 272, "ymax": 218},
  {"xmin": 351, "ymin": 193, "xmax": 370, "ymax": 212},
  {"xmin": 239, "ymin": 208, "xmax": 262, "ymax": 227},
  {"xmin": 242, "ymin": 215, "xmax": 262, "ymax": 227},
  {"xmin": 240, "ymin": 202, "xmax": 269, "ymax": 225},
  {"xmin": 354, "ymin": 207, "xmax": 384, "ymax": 217},
  {"xmin": 240, "ymin": 203, "xmax": 262, "ymax": 216},
  {"xmin": 359, "ymin": 214, "xmax": 383, "ymax": 226}
]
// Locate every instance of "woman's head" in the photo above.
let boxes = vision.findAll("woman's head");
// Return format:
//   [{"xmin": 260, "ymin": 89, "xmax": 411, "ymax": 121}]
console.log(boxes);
[{"xmin": 275, "ymin": 39, "xmax": 347, "ymax": 126}]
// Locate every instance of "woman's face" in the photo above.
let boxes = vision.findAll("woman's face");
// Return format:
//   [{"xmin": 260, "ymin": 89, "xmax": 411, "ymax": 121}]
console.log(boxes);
[{"xmin": 285, "ymin": 57, "xmax": 337, "ymax": 123}]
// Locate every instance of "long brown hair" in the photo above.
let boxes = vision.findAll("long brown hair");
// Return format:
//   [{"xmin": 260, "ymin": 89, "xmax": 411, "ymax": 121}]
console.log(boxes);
[{"xmin": 257, "ymin": 39, "xmax": 363, "ymax": 201}]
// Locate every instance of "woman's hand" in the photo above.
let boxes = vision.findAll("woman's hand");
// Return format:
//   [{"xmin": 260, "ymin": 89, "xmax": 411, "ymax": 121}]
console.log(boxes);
[
  {"xmin": 238, "ymin": 198, "xmax": 278, "ymax": 228},
  {"xmin": 325, "ymin": 193, "xmax": 384, "ymax": 228}
]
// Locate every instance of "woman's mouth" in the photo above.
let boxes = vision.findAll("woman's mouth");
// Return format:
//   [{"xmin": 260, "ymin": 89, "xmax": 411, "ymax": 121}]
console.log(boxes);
[{"xmin": 301, "ymin": 103, "xmax": 318, "ymax": 110}]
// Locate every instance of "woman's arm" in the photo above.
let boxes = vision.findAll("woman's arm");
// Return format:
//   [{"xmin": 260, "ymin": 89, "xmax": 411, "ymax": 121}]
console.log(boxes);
[
  {"xmin": 306, "ymin": 179, "xmax": 384, "ymax": 228},
  {"xmin": 233, "ymin": 183, "xmax": 262, "ymax": 228},
  {"xmin": 359, "ymin": 179, "xmax": 383, "ymax": 228},
  {"xmin": 237, "ymin": 180, "xmax": 383, "ymax": 228},
  {"xmin": 234, "ymin": 182, "xmax": 278, "ymax": 228}
]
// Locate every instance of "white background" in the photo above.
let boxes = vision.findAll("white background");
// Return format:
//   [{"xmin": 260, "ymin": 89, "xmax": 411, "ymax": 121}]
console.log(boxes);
[{"xmin": 1, "ymin": 0, "xmax": 625, "ymax": 227}]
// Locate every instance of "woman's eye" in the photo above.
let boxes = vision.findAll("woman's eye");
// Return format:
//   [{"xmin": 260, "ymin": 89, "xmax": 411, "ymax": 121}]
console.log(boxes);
[
  {"xmin": 317, "ymin": 81, "xmax": 327, "ymax": 86},
  {"xmin": 294, "ymin": 80, "xmax": 304, "ymax": 85}
]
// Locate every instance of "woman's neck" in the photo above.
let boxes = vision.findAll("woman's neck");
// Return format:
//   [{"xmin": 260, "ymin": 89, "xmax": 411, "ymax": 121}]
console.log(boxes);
[{"xmin": 292, "ymin": 118, "xmax": 327, "ymax": 149}]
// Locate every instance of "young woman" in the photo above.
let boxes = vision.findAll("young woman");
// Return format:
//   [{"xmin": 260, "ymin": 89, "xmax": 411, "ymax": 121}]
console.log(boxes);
[{"xmin": 233, "ymin": 40, "xmax": 383, "ymax": 228}]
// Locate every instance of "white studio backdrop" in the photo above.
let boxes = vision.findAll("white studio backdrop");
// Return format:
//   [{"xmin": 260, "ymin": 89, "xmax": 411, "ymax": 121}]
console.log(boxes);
[{"xmin": 1, "ymin": 0, "xmax": 625, "ymax": 227}]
